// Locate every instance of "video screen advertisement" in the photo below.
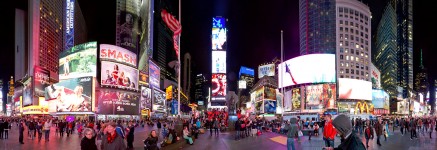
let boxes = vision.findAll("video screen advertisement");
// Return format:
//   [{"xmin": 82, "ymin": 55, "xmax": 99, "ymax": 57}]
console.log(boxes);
[
  {"xmin": 264, "ymin": 100, "xmax": 277, "ymax": 114},
  {"xmin": 97, "ymin": 89, "xmax": 140, "ymax": 115},
  {"xmin": 305, "ymin": 84, "xmax": 336, "ymax": 109},
  {"xmin": 64, "ymin": 0, "xmax": 75, "ymax": 50},
  {"xmin": 45, "ymin": 76, "xmax": 92, "ymax": 112},
  {"xmin": 212, "ymin": 17, "xmax": 227, "ymax": 50},
  {"xmin": 258, "ymin": 64, "xmax": 275, "ymax": 78},
  {"xmin": 34, "ymin": 66, "xmax": 50, "ymax": 97},
  {"xmin": 140, "ymin": 87, "xmax": 152, "ymax": 114},
  {"xmin": 116, "ymin": 0, "xmax": 140, "ymax": 53},
  {"xmin": 23, "ymin": 77, "xmax": 33, "ymax": 107},
  {"xmin": 152, "ymin": 88, "xmax": 166, "ymax": 113},
  {"xmin": 100, "ymin": 44, "xmax": 137, "ymax": 67},
  {"xmin": 212, "ymin": 51, "xmax": 226, "ymax": 74},
  {"xmin": 211, "ymin": 74, "xmax": 226, "ymax": 101},
  {"xmin": 59, "ymin": 41, "xmax": 97, "ymax": 80},
  {"xmin": 139, "ymin": 71, "xmax": 149, "ymax": 85},
  {"xmin": 101, "ymin": 61, "xmax": 139, "ymax": 90},
  {"xmin": 149, "ymin": 60, "xmax": 160, "ymax": 89},
  {"xmin": 284, "ymin": 90, "xmax": 292, "ymax": 112},
  {"xmin": 264, "ymin": 87, "xmax": 276, "ymax": 100},
  {"xmin": 292, "ymin": 88, "xmax": 302, "ymax": 111},
  {"xmin": 372, "ymin": 89, "xmax": 390, "ymax": 110},
  {"xmin": 278, "ymin": 54, "xmax": 336, "ymax": 88},
  {"xmin": 338, "ymin": 78, "xmax": 372, "ymax": 100},
  {"xmin": 239, "ymin": 66, "xmax": 254, "ymax": 78}
]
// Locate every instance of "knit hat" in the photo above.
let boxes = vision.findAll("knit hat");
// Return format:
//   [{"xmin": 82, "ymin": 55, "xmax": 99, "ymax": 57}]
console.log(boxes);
[{"xmin": 332, "ymin": 114, "xmax": 352, "ymax": 136}]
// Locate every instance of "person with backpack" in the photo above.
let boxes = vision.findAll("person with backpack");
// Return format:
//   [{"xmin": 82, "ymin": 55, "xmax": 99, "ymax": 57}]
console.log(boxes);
[
  {"xmin": 364, "ymin": 120, "xmax": 374, "ymax": 148},
  {"xmin": 235, "ymin": 118, "xmax": 241, "ymax": 140},
  {"xmin": 115, "ymin": 120, "xmax": 126, "ymax": 139}
]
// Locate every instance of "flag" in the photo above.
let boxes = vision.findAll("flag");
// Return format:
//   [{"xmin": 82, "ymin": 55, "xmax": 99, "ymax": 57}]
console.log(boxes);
[
  {"xmin": 285, "ymin": 64, "xmax": 297, "ymax": 85},
  {"xmin": 161, "ymin": 9, "xmax": 182, "ymax": 57}
]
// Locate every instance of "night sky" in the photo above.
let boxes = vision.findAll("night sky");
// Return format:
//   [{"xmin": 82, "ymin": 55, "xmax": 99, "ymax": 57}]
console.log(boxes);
[{"xmin": 2, "ymin": 0, "xmax": 437, "ymax": 92}]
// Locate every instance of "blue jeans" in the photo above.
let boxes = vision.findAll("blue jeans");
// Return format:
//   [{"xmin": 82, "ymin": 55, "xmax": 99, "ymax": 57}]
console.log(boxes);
[
  {"xmin": 44, "ymin": 130, "xmax": 50, "ymax": 141},
  {"xmin": 236, "ymin": 130, "xmax": 240, "ymax": 140},
  {"xmin": 183, "ymin": 136, "xmax": 193, "ymax": 144},
  {"xmin": 287, "ymin": 138, "xmax": 296, "ymax": 150},
  {"xmin": 324, "ymin": 138, "xmax": 334, "ymax": 147}
]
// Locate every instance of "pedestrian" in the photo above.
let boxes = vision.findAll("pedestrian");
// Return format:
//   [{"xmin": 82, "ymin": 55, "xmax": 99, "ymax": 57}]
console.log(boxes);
[
  {"xmin": 43, "ymin": 119, "xmax": 52, "ymax": 141},
  {"xmin": 126, "ymin": 122, "xmax": 135, "ymax": 149},
  {"xmin": 3, "ymin": 120, "xmax": 9, "ymax": 139},
  {"xmin": 364, "ymin": 121, "xmax": 374, "ymax": 148},
  {"xmin": 323, "ymin": 114, "xmax": 336, "ymax": 148},
  {"xmin": 374, "ymin": 117, "xmax": 383, "ymax": 146},
  {"xmin": 0, "ymin": 119, "xmax": 4, "ymax": 139},
  {"xmin": 19, "ymin": 120, "xmax": 25, "ymax": 144},
  {"xmin": 36, "ymin": 121, "xmax": 43, "ymax": 142},
  {"xmin": 209, "ymin": 118, "xmax": 214, "ymax": 136},
  {"xmin": 400, "ymin": 118, "xmax": 404, "ymax": 135},
  {"xmin": 285, "ymin": 118, "xmax": 298, "ymax": 150},
  {"xmin": 115, "ymin": 120, "xmax": 125, "ymax": 139},
  {"xmin": 157, "ymin": 120, "xmax": 162, "ymax": 134},
  {"xmin": 214, "ymin": 118, "xmax": 219, "ymax": 136},
  {"xmin": 144, "ymin": 130, "xmax": 159, "ymax": 150},
  {"xmin": 235, "ymin": 118, "xmax": 241, "ymax": 140},
  {"xmin": 101, "ymin": 122, "xmax": 126, "ymax": 150},
  {"xmin": 28, "ymin": 120, "xmax": 35, "ymax": 139},
  {"xmin": 325, "ymin": 114, "xmax": 365, "ymax": 150},
  {"xmin": 409, "ymin": 118, "xmax": 417, "ymax": 139},
  {"xmin": 59, "ymin": 120, "xmax": 65, "ymax": 137},
  {"xmin": 81, "ymin": 128, "xmax": 98, "ymax": 150}
]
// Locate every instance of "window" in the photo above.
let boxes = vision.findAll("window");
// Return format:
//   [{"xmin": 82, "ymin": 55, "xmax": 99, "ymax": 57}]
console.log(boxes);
[
  {"xmin": 361, "ymin": 38, "xmax": 364, "ymax": 43},
  {"xmin": 351, "ymin": 35, "xmax": 354, "ymax": 40},
  {"xmin": 345, "ymin": 48, "xmax": 349, "ymax": 53},
  {"xmin": 346, "ymin": 55, "xmax": 349, "ymax": 60},
  {"xmin": 345, "ymin": 41, "xmax": 349, "ymax": 46},
  {"xmin": 361, "ymin": 64, "xmax": 364, "ymax": 69},
  {"xmin": 345, "ymin": 21, "xmax": 348, "ymax": 26},
  {"xmin": 356, "ymin": 63, "xmax": 359, "ymax": 68},
  {"xmin": 346, "ymin": 69, "xmax": 349, "ymax": 73},
  {"xmin": 351, "ymin": 69, "xmax": 354, "ymax": 74},
  {"xmin": 360, "ymin": 25, "xmax": 363, "ymax": 30},
  {"xmin": 340, "ymin": 20, "xmax": 343, "ymax": 25},
  {"xmin": 366, "ymin": 66, "xmax": 368, "ymax": 70},
  {"xmin": 340, "ymin": 27, "xmax": 343, "ymax": 32},
  {"xmin": 351, "ymin": 75, "xmax": 354, "ymax": 78},
  {"xmin": 340, "ymin": 34, "xmax": 343, "ymax": 39},
  {"xmin": 340, "ymin": 75, "xmax": 344, "ymax": 78},
  {"xmin": 351, "ymin": 29, "xmax": 354, "ymax": 34},
  {"xmin": 339, "ymin": 7, "xmax": 343, "ymax": 12},
  {"xmin": 351, "ymin": 49, "xmax": 354, "ymax": 53},
  {"xmin": 349, "ymin": 63, "xmax": 352, "ymax": 68},
  {"xmin": 344, "ymin": 8, "xmax": 349, "ymax": 13},
  {"xmin": 356, "ymin": 51, "xmax": 359, "ymax": 55},
  {"xmin": 345, "ymin": 34, "xmax": 349, "ymax": 40},
  {"xmin": 340, "ymin": 62, "xmax": 344, "ymax": 66},
  {"xmin": 365, "ymin": 54, "xmax": 368, "ymax": 58},
  {"xmin": 355, "ymin": 23, "xmax": 359, "ymax": 28},
  {"xmin": 340, "ymin": 41, "xmax": 343, "ymax": 46},
  {"xmin": 366, "ymin": 73, "xmax": 368, "ymax": 77},
  {"xmin": 365, "ymin": 34, "xmax": 368, "ymax": 39},
  {"xmin": 361, "ymin": 53, "xmax": 364, "ymax": 56},
  {"xmin": 346, "ymin": 63, "xmax": 349, "ymax": 67},
  {"xmin": 340, "ymin": 69, "xmax": 344, "ymax": 74},
  {"xmin": 356, "ymin": 71, "xmax": 359, "ymax": 75},
  {"xmin": 351, "ymin": 56, "xmax": 354, "ymax": 61},
  {"xmin": 356, "ymin": 57, "xmax": 359, "ymax": 62},
  {"xmin": 345, "ymin": 28, "xmax": 349, "ymax": 32},
  {"xmin": 340, "ymin": 48, "xmax": 344, "ymax": 53},
  {"xmin": 365, "ymin": 28, "xmax": 368, "ymax": 32},
  {"xmin": 356, "ymin": 77, "xmax": 359, "ymax": 79},
  {"xmin": 365, "ymin": 40, "xmax": 368, "ymax": 45},
  {"xmin": 340, "ymin": 55, "xmax": 344, "ymax": 59},
  {"xmin": 361, "ymin": 71, "xmax": 364, "ymax": 75}
]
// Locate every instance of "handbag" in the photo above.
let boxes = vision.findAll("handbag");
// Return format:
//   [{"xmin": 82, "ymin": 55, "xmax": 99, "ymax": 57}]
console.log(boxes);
[{"xmin": 298, "ymin": 131, "xmax": 303, "ymax": 137}]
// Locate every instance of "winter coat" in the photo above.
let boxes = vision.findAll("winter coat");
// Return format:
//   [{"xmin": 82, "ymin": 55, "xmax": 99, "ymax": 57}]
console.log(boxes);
[
  {"xmin": 81, "ymin": 136, "xmax": 98, "ymax": 150},
  {"xmin": 323, "ymin": 120, "xmax": 337, "ymax": 140},
  {"xmin": 374, "ymin": 122, "xmax": 383, "ymax": 136},
  {"xmin": 285, "ymin": 118, "xmax": 298, "ymax": 138},
  {"xmin": 144, "ymin": 136, "xmax": 158, "ymax": 150},
  {"xmin": 101, "ymin": 133, "xmax": 126, "ymax": 150},
  {"xmin": 334, "ymin": 131, "xmax": 366, "ymax": 150}
]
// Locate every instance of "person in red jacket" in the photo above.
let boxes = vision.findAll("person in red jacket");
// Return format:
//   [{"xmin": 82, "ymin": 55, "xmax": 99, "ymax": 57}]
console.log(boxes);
[{"xmin": 323, "ymin": 114, "xmax": 337, "ymax": 148}]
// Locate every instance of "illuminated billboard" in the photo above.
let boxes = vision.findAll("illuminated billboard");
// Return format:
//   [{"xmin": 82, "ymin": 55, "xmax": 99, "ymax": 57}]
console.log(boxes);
[
  {"xmin": 116, "ymin": 0, "xmax": 140, "ymax": 53},
  {"xmin": 45, "ymin": 76, "xmax": 93, "ymax": 112},
  {"xmin": 264, "ymin": 87, "xmax": 276, "ymax": 100},
  {"xmin": 254, "ymin": 87, "xmax": 264, "ymax": 102},
  {"xmin": 100, "ymin": 44, "xmax": 137, "ymax": 67},
  {"xmin": 258, "ymin": 64, "xmax": 275, "ymax": 78},
  {"xmin": 370, "ymin": 62, "xmax": 381, "ymax": 88},
  {"xmin": 278, "ymin": 54, "xmax": 336, "ymax": 88},
  {"xmin": 284, "ymin": 90, "xmax": 292, "ymax": 112},
  {"xmin": 23, "ymin": 77, "xmax": 33, "ymax": 107},
  {"xmin": 34, "ymin": 66, "xmax": 50, "ymax": 97},
  {"xmin": 305, "ymin": 84, "xmax": 336, "ymax": 109},
  {"xmin": 64, "ymin": 0, "xmax": 75, "ymax": 50},
  {"xmin": 339, "ymin": 78, "xmax": 372, "ymax": 100},
  {"xmin": 97, "ymin": 89, "xmax": 140, "ymax": 115},
  {"xmin": 212, "ymin": 51, "xmax": 226, "ymax": 73},
  {"xmin": 101, "ymin": 61, "xmax": 138, "ymax": 90},
  {"xmin": 140, "ymin": 87, "xmax": 152, "ymax": 112},
  {"xmin": 59, "ymin": 42, "xmax": 97, "ymax": 80},
  {"xmin": 139, "ymin": 71, "xmax": 149, "ymax": 85},
  {"xmin": 372, "ymin": 89, "xmax": 389, "ymax": 109},
  {"xmin": 239, "ymin": 66, "xmax": 254, "ymax": 77},
  {"xmin": 212, "ymin": 17, "xmax": 227, "ymax": 50},
  {"xmin": 292, "ymin": 88, "xmax": 302, "ymax": 111},
  {"xmin": 149, "ymin": 60, "xmax": 160, "ymax": 88},
  {"xmin": 152, "ymin": 88, "xmax": 166, "ymax": 112},
  {"xmin": 238, "ymin": 80, "xmax": 246, "ymax": 89},
  {"xmin": 264, "ymin": 100, "xmax": 276, "ymax": 114},
  {"xmin": 211, "ymin": 74, "xmax": 227, "ymax": 100}
]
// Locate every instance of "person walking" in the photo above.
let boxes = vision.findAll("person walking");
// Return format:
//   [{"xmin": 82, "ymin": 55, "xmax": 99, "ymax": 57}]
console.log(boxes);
[
  {"xmin": 400, "ymin": 118, "xmax": 405, "ymax": 135},
  {"xmin": 0, "ymin": 119, "xmax": 4, "ymax": 139},
  {"xmin": 28, "ymin": 120, "xmax": 36, "ymax": 140},
  {"xmin": 157, "ymin": 120, "xmax": 162, "ymax": 134},
  {"xmin": 81, "ymin": 128, "xmax": 98, "ymax": 150},
  {"xmin": 43, "ymin": 119, "xmax": 52, "ymax": 142},
  {"xmin": 285, "ymin": 118, "xmax": 298, "ymax": 150},
  {"xmin": 213, "ymin": 118, "xmax": 219, "ymax": 136},
  {"xmin": 101, "ymin": 122, "xmax": 126, "ymax": 150},
  {"xmin": 364, "ymin": 121, "xmax": 374, "ymax": 148},
  {"xmin": 144, "ymin": 130, "xmax": 159, "ymax": 150},
  {"xmin": 59, "ymin": 120, "xmax": 65, "ymax": 137},
  {"xmin": 323, "ymin": 114, "xmax": 336, "ymax": 148},
  {"xmin": 36, "ymin": 121, "xmax": 43, "ymax": 142},
  {"xmin": 235, "ymin": 118, "xmax": 241, "ymax": 140},
  {"xmin": 19, "ymin": 120, "xmax": 25, "ymax": 144},
  {"xmin": 126, "ymin": 122, "xmax": 135, "ymax": 149},
  {"xmin": 374, "ymin": 117, "xmax": 383, "ymax": 146},
  {"xmin": 3, "ymin": 120, "xmax": 9, "ymax": 139},
  {"xmin": 410, "ymin": 118, "xmax": 417, "ymax": 140}
]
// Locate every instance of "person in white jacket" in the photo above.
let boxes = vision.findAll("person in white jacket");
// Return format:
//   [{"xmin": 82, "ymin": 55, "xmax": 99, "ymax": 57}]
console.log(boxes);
[{"xmin": 43, "ymin": 119, "xmax": 52, "ymax": 141}]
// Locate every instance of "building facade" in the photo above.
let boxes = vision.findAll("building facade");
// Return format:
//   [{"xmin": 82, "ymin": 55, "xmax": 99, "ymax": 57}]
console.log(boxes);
[{"xmin": 195, "ymin": 74, "xmax": 208, "ymax": 106}]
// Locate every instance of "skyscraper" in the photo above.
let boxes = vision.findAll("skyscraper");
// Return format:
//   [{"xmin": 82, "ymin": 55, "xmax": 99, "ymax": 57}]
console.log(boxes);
[{"xmin": 195, "ymin": 74, "xmax": 208, "ymax": 102}]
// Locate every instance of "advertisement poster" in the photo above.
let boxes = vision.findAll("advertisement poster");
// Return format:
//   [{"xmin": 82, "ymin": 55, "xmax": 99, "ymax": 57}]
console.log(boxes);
[
  {"xmin": 264, "ymin": 87, "xmax": 276, "ymax": 100},
  {"xmin": 239, "ymin": 66, "xmax": 254, "ymax": 77},
  {"xmin": 149, "ymin": 60, "xmax": 160, "ymax": 88},
  {"xmin": 116, "ymin": 0, "xmax": 140, "ymax": 53},
  {"xmin": 212, "ymin": 51, "xmax": 226, "ymax": 73},
  {"xmin": 59, "ymin": 42, "xmax": 97, "ymax": 80},
  {"xmin": 264, "ymin": 100, "xmax": 276, "ymax": 114},
  {"xmin": 45, "ymin": 76, "xmax": 92, "ymax": 112},
  {"xmin": 292, "ymin": 88, "xmax": 302, "ymax": 111},
  {"xmin": 100, "ymin": 44, "xmax": 137, "ymax": 67},
  {"xmin": 34, "ymin": 66, "xmax": 50, "ymax": 97},
  {"xmin": 64, "ymin": 0, "xmax": 75, "ymax": 49},
  {"xmin": 23, "ymin": 77, "xmax": 33, "ymax": 107},
  {"xmin": 211, "ymin": 74, "xmax": 227, "ymax": 98},
  {"xmin": 97, "ymin": 89, "xmax": 140, "ymax": 115},
  {"xmin": 139, "ymin": 71, "xmax": 149, "ymax": 85},
  {"xmin": 138, "ymin": 0, "xmax": 153, "ymax": 73},
  {"xmin": 171, "ymin": 99, "xmax": 178, "ymax": 115},
  {"xmin": 140, "ymin": 87, "xmax": 152, "ymax": 113},
  {"xmin": 255, "ymin": 101, "xmax": 263, "ymax": 114},
  {"xmin": 284, "ymin": 90, "xmax": 292, "ymax": 112},
  {"xmin": 152, "ymin": 88, "xmax": 166, "ymax": 112},
  {"xmin": 372, "ymin": 89, "xmax": 389, "ymax": 109},
  {"xmin": 276, "ymin": 92, "xmax": 283, "ymax": 114},
  {"xmin": 339, "ymin": 78, "xmax": 372, "ymax": 100},
  {"xmin": 101, "ymin": 61, "xmax": 138, "ymax": 90},
  {"xmin": 305, "ymin": 84, "xmax": 323, "ymax": 106},
  {"xmin": 258, "ymin": 64, "xmax": 275, "ymax": 78},
  {"xmin": 278, "ymin": 54, "xmax": 336, "ymax": 88},
  {"xmin": 212, "ymin": 17, "xmax": 227, "ymax": 50}
]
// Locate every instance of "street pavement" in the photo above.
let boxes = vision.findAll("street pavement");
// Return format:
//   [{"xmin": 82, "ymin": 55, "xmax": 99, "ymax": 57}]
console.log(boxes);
[{"xmin": 1, "ymin": 123, "xmax": 437, "ymax": 150}]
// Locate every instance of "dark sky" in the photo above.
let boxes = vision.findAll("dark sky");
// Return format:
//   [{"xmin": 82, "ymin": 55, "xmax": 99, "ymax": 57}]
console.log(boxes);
[{"xmin": 2, "ymin": 0, "xmax": 437, "ymax": 92}]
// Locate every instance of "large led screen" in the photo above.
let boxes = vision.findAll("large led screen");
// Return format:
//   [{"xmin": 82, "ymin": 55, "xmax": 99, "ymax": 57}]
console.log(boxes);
[
  {"xmin": 338, "ymin": 78, "xmax": 372, "ymax": 100},
  {"xmin": 254, "ymin": 87, "xmax": 264, "ymax": 102},
  {"xmin": 211, "ymin": 74, "xmax": 227, "ymax": 98},
  {"xmin": 45, "ymin": 76, "xmax": 92, "ymax": 112},
  {"xmin": 212, "ymin": 17, "xmax": 227, "ymax": 50},
  {"xmin": 264, "ymin": 100, "xmax": 276, "ymax": 114},
  {"xmin": 100, "ymin": 44, "xmax": 137, "ymax": 67},
  {"xmin": 97, "ymin": 89, "xmax": 140, "ymax": 115},
  {"xmin": 101, "ymin": 61, "xmax": 138, "ymax": 90},
  {"xmin": 239, "ymin": 66, "xmax": 254, "ymax": 77},
  {"xmin": 116, "ymin": 0, "xmax": 140, "ymax": 53},
  {"xmin": 140, "ymin": 87, "xmax": 152, "ymax": 111},
  {"xmin": 59, "ymin": 42, "xmax": 97, "ymax": 80},
  {"xmin": 139, "ymin": 71, "xmax": 149, "ymax": 85},
  {"xmin": 278, "ymin": 54, "xmax": 336, "ymax": 88},
  {"xmin": 305, "ymin": 84, "xmax": 336, "ymax": 109},
  {"xmin": 372, "ymin": 89, "xmax": 389, "ymax": 109},
  {"xmin": 23, "ymin": 77, "xmax": 33, "ymax": 107},
  {"xmin": 284, "ymin": 90, "xmax": 292, "ymax": 112},
  {"xmin": 152, "ymin": 88, "xmax": 166, "ymax": 112},
  {"xmin": 258, "ymin": 64, "xmax": 275, "ymax": 78},
  {"xmin": 264, "ymin": 87, "xmax": 276, "ymax": 100},
  {"xmin": 212, "ymin": 51, "xmax": 226, "ymax": 73},
  {"xmin": 149, "ymin": 60, "xmax": 160, "ymax": 88},
  {"xmin": 34, "ymin": 66, "xmax": 50, "ymax": 97}
]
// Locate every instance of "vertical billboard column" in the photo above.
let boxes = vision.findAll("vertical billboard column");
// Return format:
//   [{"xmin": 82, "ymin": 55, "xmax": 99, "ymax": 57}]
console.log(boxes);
[
  {"xmin": 116, "ymin": 0, "xmax": 140, "ymax": 53},
  {"xmin": 64, "ymin": 0, "xmax": 75, "ymax": 50},
  {"xmin": 211, "ymin": 17, "xmax": 227, "ymax": 105}
]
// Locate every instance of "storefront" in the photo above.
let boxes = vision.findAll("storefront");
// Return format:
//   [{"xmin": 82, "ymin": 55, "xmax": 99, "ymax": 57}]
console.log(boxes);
[{"xmin": 337, "ymin": 100, "xmax": 374, "ymax": 119}]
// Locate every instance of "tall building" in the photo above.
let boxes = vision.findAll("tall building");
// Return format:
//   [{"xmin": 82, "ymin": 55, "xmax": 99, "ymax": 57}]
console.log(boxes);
[
  {"xmin": 375, "ymin": 0, "xmax": 413, "ymax": 98},
  {"xmin": 299, "ymin": 0, "xmax": 336, "ymax": 55},
  {"xmin": 182, "ymin": 53, "xmax": 192, "ymax": 101},
  {"xmin": 195, "ymin": 74, "xmax": 208, "ymax": 103}
]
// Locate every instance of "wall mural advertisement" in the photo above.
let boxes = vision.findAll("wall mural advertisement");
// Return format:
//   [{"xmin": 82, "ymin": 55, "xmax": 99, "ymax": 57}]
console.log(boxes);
[
  {"xmin": 116, "ymin": 0, "xmax": 140, "ymax": 53},
  {"xmin": 264, "ymin": 87, "xmax": 276, "ymax": 100},
  {"xmin": 149, "ymin": 60, "xmax": 160, "ymax": 88},
  {"xmin": 212, "ymin": 51, "xmax": 226, "ymax": 73},
  {"xmin": 372, "ymin": 89, "xmax": 389, "ymax": 110},
  {"xmin": 152, "ymin": 88, "xmax": 166, "ymax": 113},
  {"xmin": 264, "ymin": 100, "xmax": 276, "ymax": 114},
  {"xmin": 100, "ymin": 44, "xmax": 137, "ymax": 67},
  {"xmin": 212, "ymin": 17, "xmax": 227, "ymax": 50},
  {"xmin": 59, "ymin": 42, "xmax": 97, "ymax": 80},
  {"xmin": 140, "ymin": 87, "xmax": 152, "ymax": 114},
  {"xmin": 258, "ymin": 64, "xmax": 275, "ymax": 78},
  {"xmin": 278, "ymin": 54, "xmax": 336, "ymax": 88},
  {"xmin": 211, "ymin": 74, "xmax": 227, "ymax": 99},
  {"xmin": 101, "ymin": 61, "xmax": 138, "ymax": 90},
  {"xmin": 292, "ymin": 88, "xmax": 302, "ymax": 111},
  {"xmin": 305, "ymin": 84, "xmax": 336, "ymax": 109},
  {"xmin": 284, "ymin": 90, "xmax": 292, "ymax": 112},
  {"xmin": 34, "ymin": 66, "xmax": 50, "ymax": 97},
  {"xmin": 97, "ymin": 89, "xmax": 140, "ymax": 115},
  {"xmin": 45, "ymin": 76, "xmax": 92, "ymax": 112}
]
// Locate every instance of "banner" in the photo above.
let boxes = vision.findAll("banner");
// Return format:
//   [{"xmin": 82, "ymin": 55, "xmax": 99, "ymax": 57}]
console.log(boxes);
[
  {"xmin": 34, "ymin": 66, "xmax": 50, "ymax": 97},
  {"xmin": 372, "ymin": 89, "xmax": 389, "ymax": 109},
  {"xmin": 64, "ymin": 0, "xmax": 75, "ymax": 50},
  {"xmin": 45, "ymin": 76, "xmax": 92, "ymax": 112},
  {"xmin": 100, "ymin": 44, "xmax": 137, "ymax": 67},
  {"xmin": 116, "ymin": 0, "xmax": 140, "ymax": 53},
  {"xmin": 59, "ymin": 42, "xmax": 97, "ymax": 80},
  {"xmin": 258, "ymin": 64, "xmax": 275, "ymax": 78},
  {"xmin": 152, "ymin": 88, "xmax": 166, "ymax": 112},
  {"xmin": 101, "ymin": 61, "xmax": 138, "ymax": 90},
  {"xmin": 97, "ymin": 89, "xmax": 139, "ymax": 115},
  {"xmin": 140, "ymin": 87, "xmax": 152, "ymax": 113},
  {"xmin": 305, "ymin": 84, "xmax": 336, "ymax": 109},
  {"xmin": 171, "ymin": 99, "xmax": 178, "ymax": 115},
  {"xmin": 139, "ymin": 71, "xmax": 149, "ymax": 85},
  {"xmin": 149, "ymin": 60, "xmax": 160, "ymax": 88}
]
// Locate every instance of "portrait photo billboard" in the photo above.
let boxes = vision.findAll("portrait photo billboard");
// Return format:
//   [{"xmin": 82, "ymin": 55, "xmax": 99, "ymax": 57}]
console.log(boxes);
[
  {"xmin": 101, "ymin": 61, "xmax": 139, "ymax": 90},
  {"xmin": 45, "ymin": 76, "xmax": 93, "ymax": 112}
]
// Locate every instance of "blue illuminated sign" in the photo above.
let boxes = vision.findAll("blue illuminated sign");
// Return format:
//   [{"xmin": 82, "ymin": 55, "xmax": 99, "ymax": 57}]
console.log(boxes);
[
  {"xmin": 65, "ymin": 0, "xmax": 75, "ymax": 50},
  {"xmin": 213, "ymin": 17, "xmax": 226, "ymax": 28},
  {"xmin": 239, "ymin": 66, "xmax": 254, "ymax": 77}
]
